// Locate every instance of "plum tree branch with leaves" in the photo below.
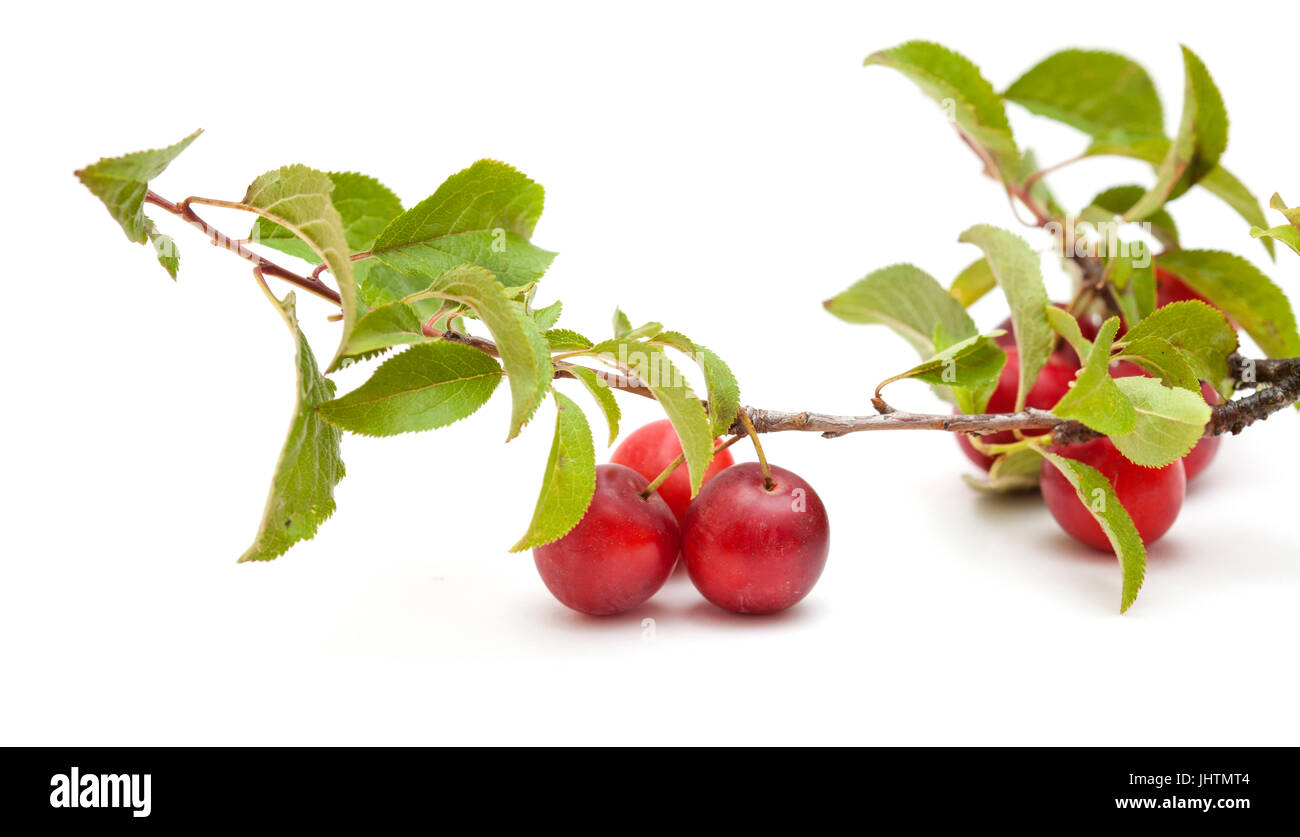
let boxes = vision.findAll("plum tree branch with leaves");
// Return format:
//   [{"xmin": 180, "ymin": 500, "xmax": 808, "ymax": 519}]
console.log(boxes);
[
  {"xmin": 76, "ymin": 41, "xmax": 1300, "ymax": 613},
  {"xmin": 137, "ymin": 187, "xmax": 1300, "ymax": 445}
]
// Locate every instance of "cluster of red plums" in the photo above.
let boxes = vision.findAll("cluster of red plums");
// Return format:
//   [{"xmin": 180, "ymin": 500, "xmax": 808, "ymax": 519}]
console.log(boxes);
[
  {"xmin": 534, "ymin": 270, "xmax": 1222, "ymax": 605},
  {"xmin": 533, "ymin": 420, "xmax": 830, "ymax": 616},
  {"xmin": 959, "ymin": 267, "xmax": 1224, "ymax": 553}
]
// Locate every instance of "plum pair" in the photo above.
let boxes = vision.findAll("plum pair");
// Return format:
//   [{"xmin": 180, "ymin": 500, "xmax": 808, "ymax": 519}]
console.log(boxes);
[{"xmin": 533, "ymin": 420, "xmax": 829, "ymax": 616}]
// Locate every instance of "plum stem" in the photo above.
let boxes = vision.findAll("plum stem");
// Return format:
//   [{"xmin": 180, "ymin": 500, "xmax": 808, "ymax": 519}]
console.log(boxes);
[
  {"xmin": 738, "ymin": 410, "xmax": 775, "ymax": 490},
  {"xmin": 638, "ymin": 436, "xmax": 741, "ymax": 500}
]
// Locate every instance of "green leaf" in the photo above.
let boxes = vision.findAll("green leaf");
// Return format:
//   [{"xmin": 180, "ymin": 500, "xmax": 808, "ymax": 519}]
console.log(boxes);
[
  {"xmin": 1269, "ymin": 192, "xmax": 1300, "ymax": 229},
  {"xmin": 370, "ymin": 160, "xmax": 555, "ymax": 291},
  {"xmin": 563, "ymin": 366, "xmax": 620, "ymax": 446},
  {"xmin": 608, "ymin": 309, "xmax": 662, "ymax": 341},
  {"xmin": 318, "ymin": 341, "xmax": 502, "ymax": 437},
  {"xmin": 623, "ymin": 322, "xmax": 664, "ymax": 341},
  {"xmin": 957, "ymin": 225, "xmax": 1054, "ymax": 411},
  {"xmin": 949, "ymin": 258, "xmax": 996, "ymax": 308},
  {"xmin": 1116, "ymin": 299, "xmax": 1238, "ymax": 394},
  {"xmin": 1119, "ymin": 257, "xmax": 1157, "ymax": 325},
  {"xmin": 252, "ymin": 171, "xmax": 403, "ymax": 262},
  {"xmin": 1251, "ymin": 193, "xmax": 1300, "ymax": 258},
  {"xmin": 1154, "ymin": 251, "xmax": 1299, "ymax": 360},
  {"xmin": 612, "ymin": 308, "xmax": 633, "ymax": 338},
  {"xmin": 510, "ymin": 391, "xmax": 598, "ymax": 552},
  {"xmin": 358, "ymin": 261, "xmax": 451, "ymax": 322},
  {"xmin": 1088, "ymin": 185, "xmax": 1179, "ymax": 250},
  {"xmin": 1045, "ymin": 305, "xmax": 1093, "ymax": 363},
  {"xmin": 1085, "ymin": 133, "xmax": 1273, "ymax": 258},
  {"xmin": 648, "ymin": 330, "xmax": 697, "ymax": 354},
  {"xmin": 1122, "ymin": 46, "xmax": 1227, "ymax": 222},
  {"xmin": 1051, "ymin": 318, "xmax": 1137, "ymax": 437},
  {"xmin": 1113, "ymin": 337, "xmax": 1202, "ymax": 392},
  {"xmin": 1004, "ymin": 49, "xmax": 1164, "ymax": 138},
  {"xmin": 337, "ymin": 302, "xmax": 430, "ymax": 358},
  {"xmin": 402, "ymin": 265, "xmax": 553, "ymax": 439},
  {"xmin": 1252, "ymin": 223, "xmax": 1300, "ymax": 257},
  {"xmin": 532, "ymin": 300, "xmax": 563, "ymax": 331},
  {"xmin": 1039, "ymin": 451, "xmax": 1147, "ymax": 612},
  {"xmin": 645, "ymin": 333, "xmax": 742, "ymax": 437},
  {"xmin": 328, "ymin": 172, "xmax": 405, "ymax": 250},
  {"xmin": 75, "ymin": 130, "xmax": 202, "ymax": 245},
  {"xmin": 694, "ymin": 344, "xmax": 741, "ymax": 438},
  {"xmin": 825, "ymin": 263, "xmax": 976, "ymax": 357},
  {"xmin": 962, "ymin": 447, "xmax": 1043, "ymax": 493},
  {"xmin": 881, "ymin": 333, "xmax": 1006, "ymax": 394},
  {"xmin": 1109, "ymin": 376, "xmax": 1212, "ymax": 468},
  {"xmin": 545, "ymin": 328, "xmax": 593, "ymax": 351},
  {"xmin": 590, "ymin": 341, "xmax": 713, "ymax": 495},
  {"xmin": 865, "ymin": 41, "xmax": 1019, "ymax": 182},
  {"xmin": 1173, "ymin": 46, "xmax": 1229, "ymax": 189},
  {"xmin": 145, "ymin": 219, "xmax": 180, "ymax": 280},
  {"xmin": 239, "ymin": 291, "xmax": 346, "ymax": 563},
  {"xmin": 241, "ymin": 165, "xmax": 361, "ymax": 373}
]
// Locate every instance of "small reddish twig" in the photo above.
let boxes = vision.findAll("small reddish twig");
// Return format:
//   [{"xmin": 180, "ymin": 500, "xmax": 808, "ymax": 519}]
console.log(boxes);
[{"xmin": 146, "ymin": 191, "xmax": 342, "ymax": 305}]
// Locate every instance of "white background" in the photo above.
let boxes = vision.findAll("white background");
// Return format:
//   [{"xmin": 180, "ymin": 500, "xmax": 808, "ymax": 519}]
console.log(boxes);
[{"xmin": 3, "ymin": 1, "xmax": 1298, "ymax": 745}]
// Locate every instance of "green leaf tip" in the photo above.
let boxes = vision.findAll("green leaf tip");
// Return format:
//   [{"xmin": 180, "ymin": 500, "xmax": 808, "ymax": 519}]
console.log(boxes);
[
  {"xmin": 76, "ymin": 130, "xmax": 202, "ymax": 280},
  {"xmin": 866, "ymin": 41, "xmax": 1018, "ymax": 182},
  {"xmin": 510, "ymin": 391, "xmax": 597, "ymax": 553},
  {"xmin": 1039, "ymin": 452, "xmax": 1147, "ymax": 613},
  {"xmin": 825, "ymin": 263, "xmax": 976, "ymax": 358},
  {"xmin": 76, "ymin": 129, "xmax": 203, "ymax": 240}
]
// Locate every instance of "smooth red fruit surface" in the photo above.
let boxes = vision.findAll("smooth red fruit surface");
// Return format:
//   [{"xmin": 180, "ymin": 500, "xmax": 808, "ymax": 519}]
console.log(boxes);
[
  {"xmin": 1156, "ymin": 266, "xmax": 1211, "ymax": 309},
  {"xmin": 533, "ymin": 464, "xmax": 679, "ymax": 616},
  {"xmin": 1108, "ymin": 360, "xmax": 1146, "ymax": 379},
  {"xmin": 1040, "ymin": 438, "xmax": 1186, "ymax": 552},
  {"xmin": 956, "ymin": 346, "xmax": 1077, "ymax": 470},
  {"xmin": 610, "ymin": 419, "xmax": 734, "ymax": 524},
  {"xmin": 682, "ymin": 463, "xmax": 829, "ymax": 615},
  {"xmin": 1108, "ymin": 364, "xmax": 1222, "ymax": 482}
]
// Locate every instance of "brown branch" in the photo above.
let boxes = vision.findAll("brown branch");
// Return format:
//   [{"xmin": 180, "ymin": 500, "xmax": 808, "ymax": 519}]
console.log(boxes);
[
  {"xmin": 739, "ymin": 358, "xmax": 1300, "ymax": 445},
  {"xmin": 731, "ymin": 406, "xmax": 1065, "ymax": 439},
  {"xmin": 421, "ymin": 319, "xmax": 1300, "ymax": 445},
  {"xmin": 146, "ymin": 191, "xmax": 343, "ymax": 306},
  {"xmin": 1049, "ymin": 355, "xmax": 1300, "ymax": 446},
  {"xmin": 442, "ymin": 320, "xmax": 1300, "ymax": 445},
  {"xmin": 1209, "ymin": 367, "xmax": 1300, "ymax": 435},
  {"xmin": 421, "ymin": 324, "xmax": 657, "ymax": 399}
]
